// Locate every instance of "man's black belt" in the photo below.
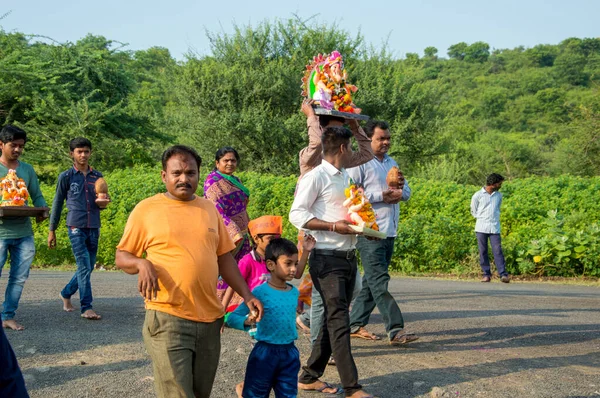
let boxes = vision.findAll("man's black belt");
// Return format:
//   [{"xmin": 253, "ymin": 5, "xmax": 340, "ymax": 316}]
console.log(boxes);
[{"xmin": 313, "ymin": 248, "xmax": 356, "ymax": 260}]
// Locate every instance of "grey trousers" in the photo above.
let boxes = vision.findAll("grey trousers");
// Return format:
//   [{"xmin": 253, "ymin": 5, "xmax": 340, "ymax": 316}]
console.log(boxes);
[{"xmin": 143, "ymin": 309, "xmax": 223, "ymax": 398}]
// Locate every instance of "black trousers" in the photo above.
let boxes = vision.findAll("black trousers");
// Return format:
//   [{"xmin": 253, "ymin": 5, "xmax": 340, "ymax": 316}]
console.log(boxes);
[{"xmin": 298, "ymin": 251, "xmax": 362, "ymax": 396}]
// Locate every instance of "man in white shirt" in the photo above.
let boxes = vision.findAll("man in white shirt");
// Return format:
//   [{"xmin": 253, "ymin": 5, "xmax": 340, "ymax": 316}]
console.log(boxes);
[
  {"xmin": 470, "ymin": 173, "xmax": 509, "ymax": 283},
  {"xmin": 290, "ymin": 126, "xmax": 373, "ymax": 398}
]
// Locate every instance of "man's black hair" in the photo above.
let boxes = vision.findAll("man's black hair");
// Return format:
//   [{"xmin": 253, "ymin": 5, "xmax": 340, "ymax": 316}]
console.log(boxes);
[
  {"xmin": 486, "ymin": 173, "xmax": 505, "ymax": 186},
  {"xmin": 318, "ymin": 115, "xmax": 345, "ymax": 128},
  {"xmin": 0, "ymin": 125, "xmax": 27, "ymax": 144},
  {"xmin": 69, "ymin": 137, "xmax": 93, "ymax": 152},
  {"xmin": 161, "ymin": 145, "xmax": 202, "ymax": 171},
  {"xmin": 321, "ymin": 126, "xmax": 353, "ymax": 156},
  {"xmin": 265, "ymin": 238, "xmax": 298, "ymax": 264},
  {"xmin": 364, "ymin": 120, "xmax": 390, "ymax": 139}
]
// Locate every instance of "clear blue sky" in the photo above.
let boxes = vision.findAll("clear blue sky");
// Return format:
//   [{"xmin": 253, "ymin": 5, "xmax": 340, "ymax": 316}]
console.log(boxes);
[{"xmin": 1, "ymin": 0, "xmax": 598, "ymax": 59}]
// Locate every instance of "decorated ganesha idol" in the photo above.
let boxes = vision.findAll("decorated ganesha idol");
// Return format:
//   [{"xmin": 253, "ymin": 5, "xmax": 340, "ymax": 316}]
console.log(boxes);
[
  {"xmin": 0, "ymin": 169, "xmax": 29, "ymax": 207},
  {"xmin": 343, "ymin": 182, "xmax": 379, "ymax": 230},
  {"xmin": 301, "ymin": 51, "xmax": 362, "ymax": 114}
]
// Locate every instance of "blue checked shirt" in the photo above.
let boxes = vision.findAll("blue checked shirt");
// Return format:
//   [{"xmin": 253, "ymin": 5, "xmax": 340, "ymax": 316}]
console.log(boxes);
[
  {"xmin": 49, "ymin": 166, "xmax": 104, "ymax": 231},
  {"xmin": 470, "ymin": 187, "xmax": 502, "ymax": 234}
]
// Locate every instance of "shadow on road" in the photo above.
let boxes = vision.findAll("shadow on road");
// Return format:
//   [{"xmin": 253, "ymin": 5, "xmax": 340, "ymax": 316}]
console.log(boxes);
[
  {"xmin": 359, "ymin": 351, "xmax": 600, "ymax": 398},
  {"xmin": 353, "ymin": 322, "xmax": 600, "ymax": 356},
  {"xmin": 408, "ymin": 307, "xmax": 600, "ymax": 322},
  {"xmin": 5, "ymin": 297, "xmax": 145, "ymax": 358},
  {"xmin": 25, "ymin": 359, "xmax": 148, "ymax": 391}
]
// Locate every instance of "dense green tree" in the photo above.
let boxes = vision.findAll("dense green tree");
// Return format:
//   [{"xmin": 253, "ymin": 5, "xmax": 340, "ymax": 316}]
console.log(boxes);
[
  {"xmin": 447, "ymin": 42, "xmax": 468, "ymax": 60},
  {"xmin": 423, "ymin": 46, "xmax": 438, "ymax": 58},
  {"xmin": 465, "ymin": 41, "xmax": 490, "ymax": 63}
]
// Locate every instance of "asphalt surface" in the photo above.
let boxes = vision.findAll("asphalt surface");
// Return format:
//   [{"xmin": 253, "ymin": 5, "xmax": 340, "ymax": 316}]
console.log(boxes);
[{"xmin": 2, "ymin": 271, "xmax": 599, "ymax": 398}]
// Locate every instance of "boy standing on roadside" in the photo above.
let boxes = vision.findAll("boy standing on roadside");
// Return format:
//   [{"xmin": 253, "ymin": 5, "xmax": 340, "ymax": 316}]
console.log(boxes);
[
  {"xmin": 48, "ymin": 138, "xmax": 104, "ymax": 320},
  {"xmin": 0, "ymin": 125, "xmax": 47, "ymax": 331}
]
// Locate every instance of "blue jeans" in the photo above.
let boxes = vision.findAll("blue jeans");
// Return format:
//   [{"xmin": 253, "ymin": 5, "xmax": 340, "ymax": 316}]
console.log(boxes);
[
  {"xmin": 61, "ymin": 227, "xmax": 99, "ymax": 313},
  {"xmin": 303, "ymin": 269, "xmax": 362, "ymax": 345},
  {"xmin": 476, "ymin": 232, "xmax": 507, "ymax": 277},
  {"xmin": 0, "ymin": 236, "xmax": 35, "ymax": 321},
  {"xmin": 350, "ymin": 237, "xmax": 404, "ymax": 340},
  {"xmin": 242, "ymin": 342, "xmax": 300, "ymax": 398}
]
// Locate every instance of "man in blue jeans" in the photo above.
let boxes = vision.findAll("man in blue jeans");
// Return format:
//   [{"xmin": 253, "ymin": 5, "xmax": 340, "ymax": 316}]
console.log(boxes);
[
  {"xmin": 347, "ymin": 120, "xmax": 419, "ymax": 345},
  {"xmin": 470, "ymin": 173, "xmax": 510, "ymax": 283},
  {"xmin": 0, "ymin": 125, "xmax": 48, "ymax": 331},
  {"xmin": 48, "ymin": 138, "xmax": 105, "ymax": 320}
]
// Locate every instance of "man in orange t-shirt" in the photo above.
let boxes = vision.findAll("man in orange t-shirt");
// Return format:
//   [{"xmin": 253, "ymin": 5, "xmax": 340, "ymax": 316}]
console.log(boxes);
[{"xmin": 115, "ymin": 145, "xmax": 263, "ymax": 398}]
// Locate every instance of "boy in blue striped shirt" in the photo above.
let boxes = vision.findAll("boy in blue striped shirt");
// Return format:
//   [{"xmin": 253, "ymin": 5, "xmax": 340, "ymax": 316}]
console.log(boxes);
[{"xmin": 227, "ymin": 238, "xmax": 303, "ymax": 398}]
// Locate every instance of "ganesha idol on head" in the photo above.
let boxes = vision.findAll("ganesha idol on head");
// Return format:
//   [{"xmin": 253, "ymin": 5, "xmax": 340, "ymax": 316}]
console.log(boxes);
[
  {"xmin": 343, "ymin": 182, "xmax": 379, "ymax": 231},
  {"xmin": 0, "ymin": 169, "xmax": 29, "ymax": 207},
  {"xmin": 301, "ymin": 50, "xmax": 362, "ymax": 114}
]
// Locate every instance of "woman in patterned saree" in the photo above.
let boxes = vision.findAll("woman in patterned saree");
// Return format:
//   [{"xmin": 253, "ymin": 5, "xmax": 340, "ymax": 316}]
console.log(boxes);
[{"xmin": 204, "ymin": 147, "xmax": 251, "ymax": 304}]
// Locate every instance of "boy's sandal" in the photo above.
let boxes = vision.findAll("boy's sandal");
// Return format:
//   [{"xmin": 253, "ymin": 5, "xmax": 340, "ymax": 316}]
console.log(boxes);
[
  {"xmin": 351, "ymin": 327, "xmax": 381, "ymax": 340},
  {"xmin": 390, "ymin": 332, "xmax": 419, "ymax": 345}
]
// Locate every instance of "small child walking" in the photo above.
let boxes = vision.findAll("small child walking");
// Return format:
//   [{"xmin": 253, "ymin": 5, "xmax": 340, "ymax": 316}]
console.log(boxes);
[
  {"xmin": 227, "ymin": 238, "xmax": 308, "ymax": 398},
  {"xmin": 221, "ymin": 215, "xmax": 283, "ymax": 318}
]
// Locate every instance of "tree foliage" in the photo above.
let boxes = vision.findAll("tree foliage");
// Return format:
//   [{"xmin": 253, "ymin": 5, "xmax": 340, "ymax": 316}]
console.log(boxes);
[
  {"xmin": 1, "ymin": 19, "xmax": 600, "ymax": 183},
  {"xmin": 31, "ymin": 167, "xmax": 600, "ymax": 277}
]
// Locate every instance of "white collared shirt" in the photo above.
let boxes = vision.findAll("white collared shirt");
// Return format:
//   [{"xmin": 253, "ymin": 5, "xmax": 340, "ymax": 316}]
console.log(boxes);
[
  {"xmin": 470, "ymin": 187, "xmax": 502, "ymax": 234},
  {"xmin": 289, "ymin": 160, "xmax": 357, "ymax": 250}
]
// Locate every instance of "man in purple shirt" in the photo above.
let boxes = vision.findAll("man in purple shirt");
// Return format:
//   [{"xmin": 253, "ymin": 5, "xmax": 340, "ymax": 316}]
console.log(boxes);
[{"xmin": 47, "ymin": 138, "xmax": 104, "ymax": 320}]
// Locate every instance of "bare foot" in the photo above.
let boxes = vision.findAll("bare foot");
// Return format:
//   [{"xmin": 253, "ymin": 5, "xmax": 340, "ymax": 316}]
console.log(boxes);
[
  {"xmin": 61, "ymin": 294, "xmax": 75, "ymax": 312},
  {"xmin": 298, "ymin": 380, "xmax": 341, "ymax": 394},
  {"xmin": 81, "ymin": 309, "xmax": 101, "ymax": 320},
  {"xmin": 2, "ymin": 319, "xmax": 25, "ymax": 331},
  {"xmin": 348, "ymin": 390, "xmax": 375, "ymax": 398},
  {"xmin": 235, "ymin": 381, "xmax": 243, "ymax": 398}
]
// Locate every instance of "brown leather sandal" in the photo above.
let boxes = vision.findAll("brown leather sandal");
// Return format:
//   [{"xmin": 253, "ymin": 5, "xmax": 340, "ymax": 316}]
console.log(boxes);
[
  {"xmin": 390, "ymin": 332, "xmax": 419, "ymax": 345},
  {"xmin": 350, "ymin": 327, "xmax": 381, "ymax": 341}
]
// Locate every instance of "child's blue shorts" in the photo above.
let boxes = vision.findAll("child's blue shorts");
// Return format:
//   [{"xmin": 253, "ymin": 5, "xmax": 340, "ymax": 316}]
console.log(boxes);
[{"xmin": 242, "ymin": 341, "xmax": 300, "ymax": 398}]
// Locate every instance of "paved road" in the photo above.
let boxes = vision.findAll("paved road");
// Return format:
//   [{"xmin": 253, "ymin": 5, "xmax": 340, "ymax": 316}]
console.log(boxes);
[{"xmin": 2, "ymin": 271, "xmax": 599, "ymax": 398}]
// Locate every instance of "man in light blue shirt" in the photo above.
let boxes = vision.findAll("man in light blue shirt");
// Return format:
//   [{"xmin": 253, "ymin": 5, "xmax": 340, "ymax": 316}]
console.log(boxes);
[
  {"xmin": 347, "ymin": 120, "xmax": 419, "ymax": 345},
  {"xmin": 470, "ymin": 173, "xmax": 509, "ymax": 283}
]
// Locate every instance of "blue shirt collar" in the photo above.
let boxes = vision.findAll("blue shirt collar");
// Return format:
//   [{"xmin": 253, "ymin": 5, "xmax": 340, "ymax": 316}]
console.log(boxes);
[{"xmin": 72, "ymin": 165, "xmax": 96, "ymax": 175}]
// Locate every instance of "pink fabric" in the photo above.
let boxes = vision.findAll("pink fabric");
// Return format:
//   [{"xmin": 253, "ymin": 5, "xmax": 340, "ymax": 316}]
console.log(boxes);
[{"xmin": 238, "ymin": 250, "xmax": 270, "ymax": 291}]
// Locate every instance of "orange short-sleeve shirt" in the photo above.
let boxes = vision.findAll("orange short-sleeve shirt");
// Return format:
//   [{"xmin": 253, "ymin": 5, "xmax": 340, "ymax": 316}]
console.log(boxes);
[{"xmin": 117, "ymin": 193, "xmax": 235, "ymax": 322}]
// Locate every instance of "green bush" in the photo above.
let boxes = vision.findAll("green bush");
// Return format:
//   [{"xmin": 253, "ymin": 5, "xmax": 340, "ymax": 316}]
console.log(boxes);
[{"xmin": 30, "ymin": 167, "xmax": 600, "ymax": 277}]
